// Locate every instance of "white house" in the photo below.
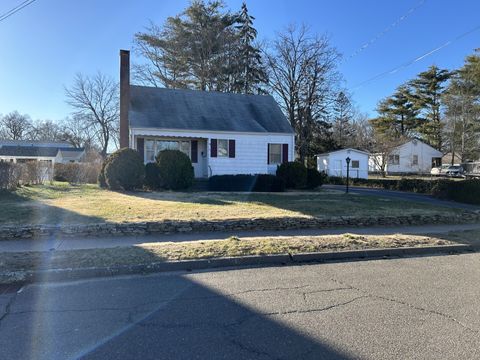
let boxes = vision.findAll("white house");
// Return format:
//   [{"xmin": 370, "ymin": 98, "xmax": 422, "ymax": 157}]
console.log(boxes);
[
  {"xmin": 368, "ymin": 139, "xmax": 442, "ymax": 174},
  {"xmin": 0, "ymin": 140, "xmax": 85, "ymax": 165},
  {"xmin": 119, "ymin": 50, "xmax": 295, "ymax": 178},
  {"xmin": 317, "ymin": 148, "xmax": 369, "ymax": 179}
]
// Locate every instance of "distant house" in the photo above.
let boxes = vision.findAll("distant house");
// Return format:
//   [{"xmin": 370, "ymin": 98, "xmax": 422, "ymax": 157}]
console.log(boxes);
[
  {"xmin": 118, "ymin": 50, "xmax": 295, "ymax": 178},
  {"xmin": 0, "ymin": 140, "xmax": 85, "ymax": 165},
  {"xmin": 368, "ymin": 139, "xmax": 442, "ymax": 174},
  {"xmin": 317, "ymin": 148, "xmax": 369, "ymax": 179}
]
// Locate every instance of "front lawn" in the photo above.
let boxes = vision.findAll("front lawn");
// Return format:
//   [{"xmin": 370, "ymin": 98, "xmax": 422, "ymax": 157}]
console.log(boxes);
[{"xmin": 0, "ymin": 182, "xmax": 463, "ymax": 226}]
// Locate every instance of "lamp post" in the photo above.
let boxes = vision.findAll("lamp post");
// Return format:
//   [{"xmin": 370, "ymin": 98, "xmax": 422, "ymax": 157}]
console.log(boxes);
[{"xmin": 345, "ymin": 157, "xmax": 351, "ymax": 193}]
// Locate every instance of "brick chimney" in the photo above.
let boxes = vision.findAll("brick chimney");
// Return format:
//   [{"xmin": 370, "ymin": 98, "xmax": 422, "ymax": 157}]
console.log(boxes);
[{"xmin": 119, "ymin": 49, "xmax": 130, "ymax": 149}]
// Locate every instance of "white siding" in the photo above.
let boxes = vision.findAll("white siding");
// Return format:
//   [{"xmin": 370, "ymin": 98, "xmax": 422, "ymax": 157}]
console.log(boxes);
[
  {"xmin": 369, "ymin": 140, "xmax": 443, "ymax": 174},
  {"xmin": 130, "ymin": 128, "xmax": 295, "ymax": 177},
  {"xmin": 317, "ymin": 149, "xmax": 369, "ymax": 179}
]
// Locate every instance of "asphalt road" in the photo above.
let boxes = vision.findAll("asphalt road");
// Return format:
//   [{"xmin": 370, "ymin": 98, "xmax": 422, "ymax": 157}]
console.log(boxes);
[
  {"xmin": 323, "ymin": 184, "xmax": 480, "ymax": 210},
  {"xmin": 1, "ymin": 253, "xmax": 480, "ymax": 359}
]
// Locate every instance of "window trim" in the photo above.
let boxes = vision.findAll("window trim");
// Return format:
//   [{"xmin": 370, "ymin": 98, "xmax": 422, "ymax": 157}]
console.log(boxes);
[
  {"xmin": 351, "ymin": 160, "xmax": 360, "ymax": 169},
  {"xmin": 216, "ymin": 139, "xmax": 229, "ymax": 158},
  {"xmin": 268, "ymin": 143, "xmax": 283, "ymax": 165}
]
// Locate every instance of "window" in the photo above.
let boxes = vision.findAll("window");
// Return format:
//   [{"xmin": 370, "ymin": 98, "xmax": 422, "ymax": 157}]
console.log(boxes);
[
  {"xmin": 412, "ymin": 155, "xmax": 418, "ymax": 165},
  {"xmin": 268, "ymin": 144, "xmax": 282, "ymax": 164},
  {"xmin": 388, "ymin": 154, "xmax": 400, "ymax": 165},
  {"xmin": 145, "ymin": 140, "xmax": 155, "ymax": 162},
  {"xmin": 351, "ymin": 160, "xmax": 359, "ymax": 169},
  {"xmin": 145, "ymin": 139, "xmax": 191, "ymax": 162},
  {"xmin": 217, "ymin": 139, "xmax": 228, "ymax": 157}
]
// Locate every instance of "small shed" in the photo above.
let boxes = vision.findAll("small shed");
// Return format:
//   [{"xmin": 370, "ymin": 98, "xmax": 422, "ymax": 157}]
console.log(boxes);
[{"xmin": 317, "ymin": 148, "xmax": 369, "ymax": 179}]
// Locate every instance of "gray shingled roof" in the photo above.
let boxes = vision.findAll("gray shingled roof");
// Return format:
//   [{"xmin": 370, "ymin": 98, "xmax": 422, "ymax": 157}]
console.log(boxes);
[
  {"xmin": 0, "ymin": 146, "xmax": 84, "ymax": 157},
  {"xmin": 129, "ymin": 86, "xmax": 294, "ymax": 134}
]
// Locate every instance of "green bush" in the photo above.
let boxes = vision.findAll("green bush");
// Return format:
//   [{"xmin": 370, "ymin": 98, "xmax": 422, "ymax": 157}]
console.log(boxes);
[
  {"xmin": 306, "ymin": 168, "xmax": 325, "ymax": 189},
  {"xmin": 144, "ymin": 163, "xmax": 162, "ymax": 190},
  {"xmin": 276, "ymin": 162, "xmax": 307, "ymax": 189},
  {"xmin": 208, "ymin": 174, "xmax": 285, "ymax": 192},
  {"xmin": 156, "ymin": 150, "xmax": 194, "ymax": 190},
  {"xmin": 432, "ymin": 179, "xmax": 480, "ymax": 204},
  {"xmin": 98, "ymin": 161, "xmax": 107, "ymax": 188},
  {"xmin": 103, "ymin": 148, "xmax": 145, "ymax": 190}
]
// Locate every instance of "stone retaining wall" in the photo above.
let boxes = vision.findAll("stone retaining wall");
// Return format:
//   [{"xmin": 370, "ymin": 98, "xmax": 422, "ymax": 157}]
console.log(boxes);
[{"xmin": 1, "ymin": 212, "xmax": 479, "ymax": 240}]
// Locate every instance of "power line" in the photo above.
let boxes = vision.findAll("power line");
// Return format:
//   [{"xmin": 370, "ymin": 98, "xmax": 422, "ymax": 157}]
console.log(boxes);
[
  {"xmin": 0, "ymin": 0, "xmax": 36, "ymax": 23},
  {"xmin": 353, "ymin": 23, "xmax": 480, "ymax": 90},
  {"xmin": 347, "ymin": 0, "xmax": 426, "ymax": 61}
]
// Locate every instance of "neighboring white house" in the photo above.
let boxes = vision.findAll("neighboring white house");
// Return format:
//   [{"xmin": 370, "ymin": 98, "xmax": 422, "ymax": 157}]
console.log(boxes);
[
  {"xmin": 0, "ymin": 140, "xmax": 85, "ymax": 164},
  {"xmin": 317, "ymin": 148, "xmax": 369, "ymax": 179},
  {"xmin": 119, "ymin": 50, "xmax": 295, "ymax": 178},
  {"xmin": 368, "ymin": 139, "xmax": 442, "ymax": 174}
]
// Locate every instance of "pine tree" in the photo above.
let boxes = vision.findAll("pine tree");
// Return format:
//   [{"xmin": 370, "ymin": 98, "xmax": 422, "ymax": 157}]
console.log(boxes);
[
  {"xmin": 410, "ymin": 65, "xmax": 450, "ymax": 150},
  {"xmin": 234, "ymin": 2, "xmax": 267, "ymax": 94},
  {"xmin": 372, "ymin": 85, "xmax": 420, "ymax": 138},
  {"xmin": 331, "ymin": 91, "xmax": 354, "ymax": 148}
]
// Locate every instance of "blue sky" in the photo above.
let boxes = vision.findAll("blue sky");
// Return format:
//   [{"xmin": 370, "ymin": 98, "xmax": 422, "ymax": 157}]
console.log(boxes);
[{"xmin": 0, "ymin": 0, "xmax": 479, "ymax": 121}]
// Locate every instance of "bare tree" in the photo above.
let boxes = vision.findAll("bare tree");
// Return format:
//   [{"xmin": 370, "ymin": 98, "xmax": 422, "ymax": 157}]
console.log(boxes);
[
  {"xmin": 265, "ymin": 24, "xmax": 341, "ymax": 161},
  {"xmin": 369, "ymin": 130, "xmax": 407, "ymax": 177},
  {"xmin": 65, "ymin": 73, "xmax": 119, "ymax": 157},
  {"xmin": 59, "ymin": 115, "xmax": 97, "ymax": 149},
  {"xmin": 0, "ymin": 111, "xmax": 32, "ymax": 140}
]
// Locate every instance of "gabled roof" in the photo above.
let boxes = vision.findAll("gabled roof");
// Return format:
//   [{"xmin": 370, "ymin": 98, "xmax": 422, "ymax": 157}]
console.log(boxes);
[
  {"xmin": 316, "ymin": 148, "xmax": 370, "ymax": 157},
  {"xmin": 0, "ymin": 146, "xmax": 84, "ymax": 158},
  {"xmin": 129, "ymin": 86, "xmax": 294, "ymax": 134}
]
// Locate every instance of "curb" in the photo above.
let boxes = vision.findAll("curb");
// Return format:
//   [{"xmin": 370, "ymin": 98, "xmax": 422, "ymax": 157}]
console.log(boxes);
[{"xmin": 1, "ymin": 244, "xmax": 473, "ymax": 285}]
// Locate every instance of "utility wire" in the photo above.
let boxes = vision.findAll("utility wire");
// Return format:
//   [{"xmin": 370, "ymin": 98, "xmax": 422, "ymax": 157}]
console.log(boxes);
[
  {"xmin": 347, "ymin": 0, "xmax": 426, "ymax": 61},
  {"xmin": 0, "ymin": 0, "xmax": 36, "ymax": 23},
  {"xmin": 353, "ymin": 23, "xmax": 480, "ymax": 90}
]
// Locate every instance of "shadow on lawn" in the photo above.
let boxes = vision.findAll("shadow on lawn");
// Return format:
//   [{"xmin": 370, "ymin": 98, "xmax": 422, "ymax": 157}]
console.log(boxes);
[{"xmin": 0, "ymin": 190, "xmax": 104, "ymax": 227}]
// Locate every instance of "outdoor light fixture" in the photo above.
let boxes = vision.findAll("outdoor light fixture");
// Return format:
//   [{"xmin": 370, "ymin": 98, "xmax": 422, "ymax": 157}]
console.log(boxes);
[{"xmin": 345, "ymin": 156, "xmax": 351, "ymax": 193}]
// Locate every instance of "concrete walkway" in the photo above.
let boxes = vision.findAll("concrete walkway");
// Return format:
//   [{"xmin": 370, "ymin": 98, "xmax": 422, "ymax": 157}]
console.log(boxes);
[{"xmin": 1, "ymin": 223, "xmax": 479, "ymax": 253}]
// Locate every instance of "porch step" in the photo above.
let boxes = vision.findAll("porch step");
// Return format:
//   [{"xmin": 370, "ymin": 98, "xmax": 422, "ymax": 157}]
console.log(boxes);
[{"xmin": 191, "ymin": 179, "xmax": 209, "ymax": 192}]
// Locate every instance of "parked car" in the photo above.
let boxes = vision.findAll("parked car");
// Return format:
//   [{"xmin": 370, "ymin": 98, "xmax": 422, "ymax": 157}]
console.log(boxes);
[
  {"xmin": 445, "ymin": 165, "xmax": 465, "ymax": 177},
  {"xmin": 430, "ymin": 165, "xmax": 450, "ymax": 176}
]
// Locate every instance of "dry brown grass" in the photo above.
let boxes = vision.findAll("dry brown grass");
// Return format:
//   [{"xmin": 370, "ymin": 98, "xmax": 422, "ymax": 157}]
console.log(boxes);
[{"xmin": 0, "ymin": 182, "xmax": 461, "ymax": 226}]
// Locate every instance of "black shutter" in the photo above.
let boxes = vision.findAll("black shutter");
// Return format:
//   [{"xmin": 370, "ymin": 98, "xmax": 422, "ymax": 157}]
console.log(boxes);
[
  {"xmin": 211, "ymin": 139, "xmax": 217, "ymax": 157},
  {"xmin": 267, "ymin": 144, "xmax": 270, "ymax": 164},
  {"xmin": 191, "ymin": 140, "xmax": 198, "ymax": 163},
  {"xmin": 137, "ymin": 138, "xmax": 144, "ymax": 161},
  {"xmin": 282, "ymin": 144, "xmax": 289, "ymax": 163},
  {"xmin": 228, "ymin": 140, "xmax": 235, "ymax": 158}
]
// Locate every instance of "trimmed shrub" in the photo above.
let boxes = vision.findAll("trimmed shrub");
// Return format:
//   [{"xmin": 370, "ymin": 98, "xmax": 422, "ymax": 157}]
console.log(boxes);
[
  {"xmin": 276, "ymin": 161, "xmax": 307, "ymax": 189},
  {"xmin": 208, "ymin": 174, "xmax": 285, "ymax": 192},
  {"xmin": 104, "ymin": 148, "xmax": 145, "ymax": 190},
  {"xmin": 306, "ymin": 168, "xmax": 325, "ymax": 189},
  {"xmin": 156, "ymin": 149, "xmax": 194, "ymax": 190},
  {"xmin": 144, "ymin": 162, "xmax": 162, "ymax": 190},
  {"xmin": 432, "ymin": 179, "xmax": 480, "ymax": 205},
  {"xmin": 98, "ymin": 161, "xmax": 107, "ymax": 188}
]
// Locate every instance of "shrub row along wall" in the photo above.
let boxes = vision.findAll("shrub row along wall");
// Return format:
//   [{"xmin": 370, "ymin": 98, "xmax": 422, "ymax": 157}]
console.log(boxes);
[{"xmin": 1, "ymin": 212, "xmax": 479, "ymax": 240}]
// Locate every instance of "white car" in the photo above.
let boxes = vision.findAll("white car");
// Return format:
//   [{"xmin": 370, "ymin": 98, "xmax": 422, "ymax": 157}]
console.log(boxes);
[{"xmin": 430, "ymin": 165, "xmax": 450, "ymax": 176}]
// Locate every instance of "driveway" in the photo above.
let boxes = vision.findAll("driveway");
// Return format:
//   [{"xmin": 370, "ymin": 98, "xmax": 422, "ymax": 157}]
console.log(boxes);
[
  {"xmin": 323, "ymin": 184, "xmax": 480, "ymax": 210},
  {"xmin": 1, "ymin": 254, "xmax": 479, "ymax": 359}
]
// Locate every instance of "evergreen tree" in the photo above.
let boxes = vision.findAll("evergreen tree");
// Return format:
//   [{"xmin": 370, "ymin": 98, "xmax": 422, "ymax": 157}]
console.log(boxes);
[
  {"xmin": 410, "ymin": 65, "xmax": 450, "ymax": 150},
  {"xmin": 233, "ymin": 2, "xmax": 267, "ymax": 94},
  {"xmin": 371, "ymin": 85, "xmax": 419, "ymax": 138},
  {"xmin": 331, "ymin": 91, "xmax": 355, "ymax": 148}
]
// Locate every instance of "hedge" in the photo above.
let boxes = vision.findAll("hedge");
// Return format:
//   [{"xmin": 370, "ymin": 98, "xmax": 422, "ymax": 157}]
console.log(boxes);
[
  {"xmin": 208, "ymin": 174, "xmax": 285, "ymax": 192},
  {"xmin": 432, "ymin": 179, "xmax": 480, "ymax": 205},
  {"xmin": 54, "ymin": 163, "xmax": 101, "ymax": 184},
  {"xmin": 276, "ymin": 162, "xmax": 307, "ymax": 189}
]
